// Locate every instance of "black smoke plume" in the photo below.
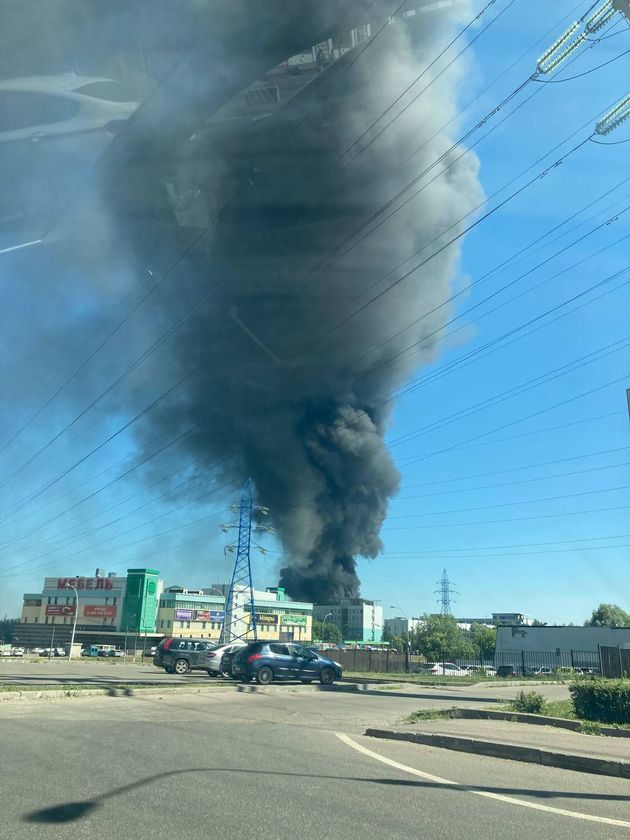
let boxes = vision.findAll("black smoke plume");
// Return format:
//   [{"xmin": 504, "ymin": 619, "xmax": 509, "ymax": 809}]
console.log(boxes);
[{"xmin": 114, "ymin": 2, "xmax": 482, "ymax": 601}]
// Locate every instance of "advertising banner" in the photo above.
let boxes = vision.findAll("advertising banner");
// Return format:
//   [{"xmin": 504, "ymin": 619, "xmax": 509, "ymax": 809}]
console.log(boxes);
[
  {"xmin": 282, "ymin": 615, "xmax": 307, "ymax": 626},
  {"xmin": 45, "ymin": 605, "xmax": 76, "ymax": 616},
  {"xmin": 84, "ymin": 605, "xmax": 117, "ymax": 618},
  {"xmin": 175, "ymin": 609, "xmax": 193, "ymax": 621},
  {"xmin": 195, "ymin": 610, "xmax": 225, "ymax": 622}
]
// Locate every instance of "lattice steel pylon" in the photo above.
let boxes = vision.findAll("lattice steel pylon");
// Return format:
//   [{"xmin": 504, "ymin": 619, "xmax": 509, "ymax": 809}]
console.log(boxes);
[
  {"xmin": 435, "ymin": 569, "xmax": 457, "ymax": 616},
  {"xmin": 219, "ymin": 478, "xmax": 272, "ymax": 644}
]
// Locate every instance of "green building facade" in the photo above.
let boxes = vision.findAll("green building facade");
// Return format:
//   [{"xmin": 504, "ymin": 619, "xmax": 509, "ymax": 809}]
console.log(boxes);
[{"xmin": 120, "ymin": 569, "xmax": 160, "ymax": 633}]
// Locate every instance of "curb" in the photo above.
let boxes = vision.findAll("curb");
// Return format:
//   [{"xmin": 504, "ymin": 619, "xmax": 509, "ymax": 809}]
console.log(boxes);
[
  {"xmin": 0, "ymin": 679, "xmax": 373, "ymax": 703},
  {"xmin": 421, "ymin": 707, "xmax": 630, "ymax": 739},
  {"xmin": 365, "ymin": 728, "xmax": 630, "ymax": 779}
]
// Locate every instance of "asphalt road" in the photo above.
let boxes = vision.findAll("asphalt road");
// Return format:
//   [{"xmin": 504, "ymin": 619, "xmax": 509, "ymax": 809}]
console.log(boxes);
[{"xmin": 1, "ymin": 685, "xmax": 628, "ymax": 839}]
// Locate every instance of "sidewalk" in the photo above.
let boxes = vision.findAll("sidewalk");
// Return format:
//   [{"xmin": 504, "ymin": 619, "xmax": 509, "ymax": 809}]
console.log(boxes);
[{"xmin": 366, "ymin": 717, "xmax": 630, "ymax": 778}]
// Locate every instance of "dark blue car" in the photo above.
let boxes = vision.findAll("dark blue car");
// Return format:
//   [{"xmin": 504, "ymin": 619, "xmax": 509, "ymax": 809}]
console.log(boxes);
[{"xmin": 231, "ymin": 642, "xmax": 342, "ymax": 685}]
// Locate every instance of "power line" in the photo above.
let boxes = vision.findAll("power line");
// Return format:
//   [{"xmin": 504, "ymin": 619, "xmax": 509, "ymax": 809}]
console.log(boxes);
[
  {"xmin": 384, "ymin": 501, "xmax": 630, "ymax": 530},
  {"xmin": 396, "ymin": 458, "xmax": 630, "ymax": 500},
  {"xmin": 337, "ymin": 0, "xmax": 510, "ymax": 168},
  {"xmin": 388, "ymin": 481, "xmax": 630, "ymax": 519},
  {"xmin": 400, "ymin": 444, "xmax": 630, "ymax": 487},
  {"xmin": 387, "ymin": 333, "xmax": 630, "ymax": 450}
]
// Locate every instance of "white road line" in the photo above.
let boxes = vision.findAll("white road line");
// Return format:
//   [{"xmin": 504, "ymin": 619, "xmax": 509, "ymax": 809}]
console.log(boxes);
[{"xmin": 335, "ymin": 733, "xmax": 630, "ymax": 830}]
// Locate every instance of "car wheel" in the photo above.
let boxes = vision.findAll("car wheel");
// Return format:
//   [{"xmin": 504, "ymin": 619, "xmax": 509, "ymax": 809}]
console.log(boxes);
[
  {"xmin": 174, "ymin": 659, "xmax": 189, "ymax": 675},
  {"xmin": 319, "ymin": 667, "xmax": 336, "ymax": 685},
  {"xmin": 256, "ymin": 667, "xmax": 273, "ymax": 685},
  {"xmin": 220, "ymin": 670, "xmax": 231, "ymax": 678}
]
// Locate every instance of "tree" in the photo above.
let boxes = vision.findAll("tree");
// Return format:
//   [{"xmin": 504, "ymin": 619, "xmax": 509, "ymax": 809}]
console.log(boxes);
[
  {"xmin": 0, "ymin": 619, "xmax": 18, "ymax": 643},
  {"xmin": 312, "ymin": 619, "xmax": 342, "ymax": 644},
  {"xmin": 469, "ymin": 623, "xmax": 496, "ymax": 660},
  {"xmin": 413, "ymin": 614, "xmax": 474, "ymax": 661},
  {"xmin": 531, "ymin": 619, "xmax": 547, "ymax": 626},
  {"xmin": 584, "ymin": 603, "xmax": 630, "ymax": 628}
]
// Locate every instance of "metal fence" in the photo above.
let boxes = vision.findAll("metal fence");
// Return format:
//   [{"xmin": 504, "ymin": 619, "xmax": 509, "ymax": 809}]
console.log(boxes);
[
  {"xmin": 321, "ymin": 648, "xmax": 602, "ymax": 675},
  {"xmin": 599, "ymin": 646, "xmax": 630, "ymax": 678}
]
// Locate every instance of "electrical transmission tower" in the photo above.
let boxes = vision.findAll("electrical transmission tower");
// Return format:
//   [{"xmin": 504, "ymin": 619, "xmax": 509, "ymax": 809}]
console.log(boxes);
[
  {"xmin": 219, "ymin": 478, "xmax": 272, "ymax": 644},
  {"xmin": 435, "ymin": 569, "xmax": 457, "ymax": 616}
]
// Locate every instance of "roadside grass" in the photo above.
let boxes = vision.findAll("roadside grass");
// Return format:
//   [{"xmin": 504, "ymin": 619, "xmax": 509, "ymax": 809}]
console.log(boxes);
[
  {"xmin": 345, "ymin": 671, "xmax": 566, "ymax": 686},
  {"xmin": 505, "ymin": 698, "xmax": 630, "ymax": 732},
  {"xmin": 405, "ymin": 708, "xmax": 458, "ymax": 723}
]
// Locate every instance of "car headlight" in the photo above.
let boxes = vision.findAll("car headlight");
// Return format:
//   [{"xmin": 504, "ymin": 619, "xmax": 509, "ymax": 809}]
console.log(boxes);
[{"xmin": 332, "ymin": 661, "xmax": 341, "ymax": 668}]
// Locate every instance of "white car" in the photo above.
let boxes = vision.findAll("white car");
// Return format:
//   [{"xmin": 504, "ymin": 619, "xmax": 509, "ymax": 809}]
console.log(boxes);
[
  {"xmin": 0, "ymin": 74, "xmax": 138, "ymax": 239},
  {"xmin": 420, "ymin": 662, "xmax": 471, "ymax": 677},
  {"xmin": 11, "ymin": 648, "xmax": 25, "ymax": 657},
  {"xmin": 206, "ymin": 642, "xmax": 246, "ymax": 677}
]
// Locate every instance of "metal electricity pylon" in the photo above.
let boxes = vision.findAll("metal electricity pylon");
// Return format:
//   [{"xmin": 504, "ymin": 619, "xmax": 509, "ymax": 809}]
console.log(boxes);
[
  {"xmin": 435, "ymin": 569, "xmax": 457, "ymax": 616},
  {"xmin": 219, "ymin": 478, "xmax": 273, "ymax": 644}
]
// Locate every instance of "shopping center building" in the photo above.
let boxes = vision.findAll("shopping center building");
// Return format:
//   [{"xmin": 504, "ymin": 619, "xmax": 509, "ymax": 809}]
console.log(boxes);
[
  {"xmin": 156, "ymin": 585, "xmax": 313, "ymax": 643},
  {"xmin": 16, "ymin": 570, "xmax": 312, "ymax": 649}
]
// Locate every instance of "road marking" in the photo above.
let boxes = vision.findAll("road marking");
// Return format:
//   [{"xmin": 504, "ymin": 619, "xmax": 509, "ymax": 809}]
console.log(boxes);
[{"xmin": 335, "ymin": 733, "xmax": 630, "ymax": 830}]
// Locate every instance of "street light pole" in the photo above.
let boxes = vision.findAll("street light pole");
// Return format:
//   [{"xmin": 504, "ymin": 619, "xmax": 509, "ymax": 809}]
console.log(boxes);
[
  {"xmin": 65, "ymin": 584, "xmax": 79, "ymax": 660},
  {"xmin": 390, "ymin": 605, "xmax": 410, "ymax": 673},
  {"xmin": 321, "ymin": 612, "xmax": 332, "ymax": 646}
]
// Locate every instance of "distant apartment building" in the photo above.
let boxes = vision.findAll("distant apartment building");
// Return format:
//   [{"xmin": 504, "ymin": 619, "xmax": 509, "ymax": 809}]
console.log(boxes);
[
  {"xmin": 383, "ymin": 617, "xmax": 423, "ymax": 637},
  {"xmin": 313, "ymin": 599, "xmax": 383, "ymax": 644}
]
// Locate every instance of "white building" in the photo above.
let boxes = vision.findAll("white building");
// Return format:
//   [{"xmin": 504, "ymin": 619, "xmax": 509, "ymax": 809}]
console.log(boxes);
[{"xmin": 313, "ymin": 598, "xmax": 383, "ymax": 643}]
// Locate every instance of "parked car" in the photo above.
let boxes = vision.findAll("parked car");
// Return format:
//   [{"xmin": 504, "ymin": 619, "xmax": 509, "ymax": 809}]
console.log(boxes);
[
  {"xmin": 530, "ymin": 666, "xmax": 554, "ymax": 676},
  {"xmin": 463, "ymin": 665, "xmax": 497, "ymax": 677},
  {"xmin": 231, "ymin": 642, "xmax": 342, "ymax": 685},
  {"xmin": 10, "ymin": 647, "xmax": 25, "ymax": 657},
  {"xmin": 206, "ymin": 642, "xmax": 246, "ymax": 677},
  {"xmin": 153, "ymin": 638, "xmax": 217, "ymax": 674},
  {"xmin": 416, "ymin": 662, "xmax": 471, "ymax": 676}
]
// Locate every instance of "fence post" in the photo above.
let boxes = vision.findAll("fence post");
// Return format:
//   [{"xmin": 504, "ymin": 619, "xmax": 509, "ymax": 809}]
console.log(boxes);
[
  {"xmin": 619, "ymin": 646, "xmax": 624, "ymax": 678},
  {"xmin": 521, "ymin": 650, "xmax": 526, "ymax": 677},
  {"xmin": 570, "ymin": 649, "xmax": 575, "ymax": 669},
  {"xmin": 368, "ymin": 648, "xmax": 372, "ymax": 673},
  {"xmin": 386, "ymin": 648, "xmax": 389, "ymax": 673}
]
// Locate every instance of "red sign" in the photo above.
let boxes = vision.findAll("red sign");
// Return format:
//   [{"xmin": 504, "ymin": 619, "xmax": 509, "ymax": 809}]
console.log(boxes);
[
  {"xmin": 46, "ymin": 605, "xmax": 76, "ymax": 616},
  {"xmin": 84, "ymin": 605, "xmax": 117, "ymax": 618},
  {"xmin": 57, "ymin": 577, "xmax": 114, "ymax": 591},
  {"xmin": 195, "ymin": 610, "xmax": 211, "ymax": 621}
]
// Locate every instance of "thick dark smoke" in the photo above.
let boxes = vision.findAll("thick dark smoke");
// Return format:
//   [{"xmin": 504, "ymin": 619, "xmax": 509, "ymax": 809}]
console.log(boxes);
[{"xmin": 120, "ymin": 2, "xmax": 483, "ymax": 601}]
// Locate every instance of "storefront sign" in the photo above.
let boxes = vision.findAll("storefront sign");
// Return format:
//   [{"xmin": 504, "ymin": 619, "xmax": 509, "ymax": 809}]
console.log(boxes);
[
  {"xmin": 175, "ymin": 609, "xmax": 193, "ymax": 621},
  {"xmin": 84, "ymin": 605, "xmax": 117, "ymax": 618},
  {"xmin": 56, "ymin": 577, "xmax": 115, "ymax": 591},
  {"xmin": 253, "ymin": 613, "xmax": 278, "ymax": 625},
  {"xmin": 282, "ymin": 615, "xmax": 307, "ymax": 626},
  {"xmin": 45, "ymin": 605, "xmax": 76, "ymax": 616}
]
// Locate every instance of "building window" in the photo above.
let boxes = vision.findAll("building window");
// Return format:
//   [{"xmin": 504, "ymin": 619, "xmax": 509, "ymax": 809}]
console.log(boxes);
[
  {"xmin": 34, "ymin": 617, "xmax": 38, "ymax": 624},
  {"xmin": 23, "ymin": 617, "xmax": 27, "ymax": 623},
  {"xmin": 50, "ymin": 617, "xmax": 55, "ymax": 624},
  {"xmin": 180, "ymin": 622, "xmax": 184, "ymax": 629},
  {"xmin": 54, "ymin": 597, "xmax": 58, "ymax": 605},
  {"xmin": 167, "ymin": 620, "xmax": 171, "ymax": 628},
  {"xmin": 202, "ymin": 622, "xmax": 206, "ymax": 629},
  {"xmin": 47, "ymin": 597, "xmax": 52, "ymax": 605},
  {"xmin": 186, "ymin": 622, "xmax": 191, "ymax": 629},
  {"xmin": 113, "ymin": 598, "xmax": 117, "ymax": 605}
]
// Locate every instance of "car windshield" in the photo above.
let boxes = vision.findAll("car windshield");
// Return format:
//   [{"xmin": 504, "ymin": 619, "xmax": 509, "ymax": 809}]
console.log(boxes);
[{"xmin": 1, "ymin": 6, "xmax": 629, "ymax": 828}]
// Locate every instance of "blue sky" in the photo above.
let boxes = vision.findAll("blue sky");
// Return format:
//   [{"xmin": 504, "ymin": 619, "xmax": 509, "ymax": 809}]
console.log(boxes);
[{"xmin": 1, "ymin": 0, "xmax": 629, "ymax": 624}]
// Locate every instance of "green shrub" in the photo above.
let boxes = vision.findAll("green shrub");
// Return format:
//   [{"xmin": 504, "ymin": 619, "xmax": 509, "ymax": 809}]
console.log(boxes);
[
  {"xmin": 511, "ymin": 690, "xmax": 545, "ymax": 714},
  {"xmin": 570, "ymin": 679, "xmax": 630, "ymax": 724}
]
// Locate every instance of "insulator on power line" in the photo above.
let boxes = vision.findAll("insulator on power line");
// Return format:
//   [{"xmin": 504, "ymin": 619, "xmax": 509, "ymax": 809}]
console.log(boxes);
[
  {"xmin": 586, "ymin": 6, "xmax": 617, "ymax": 32},
  {"xmin": 537, "ymin": 32, "xmax": 587, "ymax": 74},
  {"xmin": 596, "ymin": 93, "xmax": 630, "ymax": 134},
  {"xmin": 536, "ymin": 21, "xmax": 580, "ymax": 72},
  {"xmin": 586, "ymin": 0, "xmax": 615, "ymax": 32}
]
